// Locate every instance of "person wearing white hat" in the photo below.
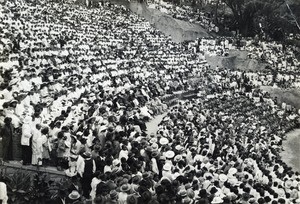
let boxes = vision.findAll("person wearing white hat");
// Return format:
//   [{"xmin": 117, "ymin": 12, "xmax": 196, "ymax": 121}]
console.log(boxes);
[
  {"xmin": 211, "ymin": 196, "xmax": 223, "ymax": 204},
  {"xmin": 66, "ymin": 190, "xmax": 81, "ymax": 203},
  {"xmin": 159, "ymin": 137, "xmax": 168, "ymax": 146},
  {"xmin": 228, "ymin": 167, "xmax": 237, "ymax": 175},
  {"xmin": 21, "ymin": 115, "xmax": 33, "ymax": 165},
  {"xmin": 164, "ymin": 150, "xmax": 175, "ymax": 159},
  {"xmin": 182, "ymin": 196, "xmax": 193, "ymax": 204},
  {"xmin": 162, "ymin": 163, "xmax": 173, "ymax": 181},
  {"xmin": 219, "ymin": 174, "xmax": 228, "ymax": 183},
  {"xmin": 65, "ymin": 154, "xmax": 78, "ymax": 178}
]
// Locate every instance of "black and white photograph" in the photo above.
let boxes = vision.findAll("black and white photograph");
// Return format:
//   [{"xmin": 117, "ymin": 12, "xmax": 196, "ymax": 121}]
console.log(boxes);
[{"xmin": 0, "ymin": 0, "xmax": 300, "ymax": 203}]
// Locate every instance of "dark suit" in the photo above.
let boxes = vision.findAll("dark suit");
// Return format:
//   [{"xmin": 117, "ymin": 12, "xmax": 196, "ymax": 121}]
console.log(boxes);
[
  {"xmin": 81, "ymin": 158, "xmax": 94, "ymax": 198},
  {"xmin": 1, "ymin": 123, "xmax": 13, "ymax": 161}
]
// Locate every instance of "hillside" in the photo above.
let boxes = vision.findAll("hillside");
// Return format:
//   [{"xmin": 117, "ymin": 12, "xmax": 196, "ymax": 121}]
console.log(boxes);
[
  {"xmin": 205, "ymin": 50, "xmax": 269, "ymax": 71},
  {"xmin": 129, "ymin": 2, "xmax": 211, "ymax": 43}
]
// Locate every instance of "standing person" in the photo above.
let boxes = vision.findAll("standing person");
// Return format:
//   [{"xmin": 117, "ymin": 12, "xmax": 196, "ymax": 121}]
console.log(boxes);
[
  {"xmin": 57, "ymin": 132, "xmax": 67, "ymax": 171},
  {"xmin": 21, "ymin": 115, "xmax": 32, "ymax": 165},
  {"xmin": 31, "ymin": 124, "xmax": 43, "ymax": 165},
  {"xmin": 1, "ymin": 117, "xmax": 13, "ymax": 161},
  {"xmin": 41, "ymin": 127, "xmax": 50, "ymax": 166},
  {"xmin": 78, "ymin": 151, "xmax": 96, "ymax": 199}
]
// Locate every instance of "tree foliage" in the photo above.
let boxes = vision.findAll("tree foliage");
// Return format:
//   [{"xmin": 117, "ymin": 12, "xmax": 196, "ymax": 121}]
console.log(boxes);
[{"xmin": 222, "ymin": 0, "xmax": 285, "ymax": 37}]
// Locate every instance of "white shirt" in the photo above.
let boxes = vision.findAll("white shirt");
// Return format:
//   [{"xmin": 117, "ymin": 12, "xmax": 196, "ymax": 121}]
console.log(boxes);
[
  {"xmin": 19, "ymin": 79, "xmax": 32, "ymax": 92},
  {"xmin": 119, "ymin": 149, "xmax": 128, "ymax": 160},
  {"xmin": 15, "ymin": 103, "xmax": 25, "ymax": 117},
  {"xmin": 21, "ymin": 122, "xmax": 32, "ymax": 146}
]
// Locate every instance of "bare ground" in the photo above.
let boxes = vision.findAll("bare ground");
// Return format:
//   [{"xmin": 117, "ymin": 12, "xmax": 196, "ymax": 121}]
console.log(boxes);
[
  {"xmin": 260, "ymin": 86, "xmax": 300, "ymax": 172},
  {"xmin": 146, "ymin": 112, "xmax": 168, "ymax": 135},
  {"xmin": 281, "ymin": 129, "xmax": 300, "ymax": 172}
]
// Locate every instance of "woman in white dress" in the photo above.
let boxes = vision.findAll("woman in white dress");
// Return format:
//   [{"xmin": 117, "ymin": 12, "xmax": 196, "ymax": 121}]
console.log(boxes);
[{"xmin": 31, "ymin": 124, "xmax": 43, "ymax": 165}]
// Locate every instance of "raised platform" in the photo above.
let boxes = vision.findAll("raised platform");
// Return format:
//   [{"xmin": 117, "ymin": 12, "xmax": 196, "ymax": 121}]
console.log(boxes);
[{"xmin": 0, "ymin": 160, "xmax": 66, "ymax": 177}]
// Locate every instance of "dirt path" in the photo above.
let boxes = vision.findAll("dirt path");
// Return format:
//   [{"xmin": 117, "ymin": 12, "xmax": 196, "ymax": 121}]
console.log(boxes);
[
  {"xmin": 281, "ymin": 129, "xmax": 300, "ymax": 172},
  {"xmin": 146, "ymin": 113, "xmax": 168, "ymax": 135}
]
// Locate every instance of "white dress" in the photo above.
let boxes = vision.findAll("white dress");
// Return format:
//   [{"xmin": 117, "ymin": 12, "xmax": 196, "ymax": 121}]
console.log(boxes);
[{"xmin": 31, "ymin": 129, "xmax": 43, "ymax": 165}]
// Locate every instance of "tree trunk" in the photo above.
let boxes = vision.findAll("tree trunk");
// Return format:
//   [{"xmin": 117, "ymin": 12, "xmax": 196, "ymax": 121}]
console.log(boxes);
[
  {"xmin": 214, "ymin": 0, "xmax": 220, "ymax": 24},
  {"xmin": 238, "ymin": 15, "xmax": 255, "ymax": 37}
]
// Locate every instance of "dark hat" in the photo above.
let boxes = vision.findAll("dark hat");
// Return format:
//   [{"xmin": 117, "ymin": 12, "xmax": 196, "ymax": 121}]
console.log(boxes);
[
  {"xmin": 110, "ymin": 190, "xmax": 118, "ymax": 200},
  {"xmin": 107, "ymin": 180, "xmax": 117, "ymax": 190},
  {"xmin": 123, "ymin": 174, "xmax": 132, "ymax": 181},
  {"xmin": 4, "ymin": 117, "xmax": 12, "ymax": 124},
  {"xmin": 142, "ymin": 172, "xmax": 152, "ymax": 179},
  {"xmin": 198, "ymin": 189, "xmax": 207, "ymax": 197},
  {"xmin": 141, "ymin": 191, "xmax": 152, "ymax": 202},
  {"xmin": 278, "ymin": 198, "xmax": 286, "ymax": 204},
  {"xmin": 132, "ymin": 175, "xmax": 142, "ymax": 184},
  {"xmin": 127, "ymin": 194, "xmax": 138, "ymax": 204},
  {"xmin": 151, "ymin": 151, "xmax": 160, "ymax": 158},
  {"xmin": 120, "ymin": 184, "xmax": 131, "ymax": 192}
]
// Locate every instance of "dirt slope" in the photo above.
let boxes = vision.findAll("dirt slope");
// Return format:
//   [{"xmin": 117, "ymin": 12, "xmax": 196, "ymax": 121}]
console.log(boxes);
[
  {"xmin": 129, "ymin": 2, "xmax": 210, "ymax": 43},
  {"xmin": 281, "ymin": 129, "xmax": 300, "ymax": 172},
  {"xmin": 205, "ymin": 50, "xmax": 269, "ymax": 71}
]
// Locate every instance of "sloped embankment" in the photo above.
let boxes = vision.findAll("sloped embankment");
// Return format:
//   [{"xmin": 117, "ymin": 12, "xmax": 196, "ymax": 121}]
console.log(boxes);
[
  {"xmin": 205, "ymin": 51, "xmax": 269, "ymax": 71},
  {"xmin": 281, "ymin": 129, "xmax": 300, "ymax": 172},
  {"xmin": 129, "ymin": 2, "xmax": 210, "ymax": 43}
]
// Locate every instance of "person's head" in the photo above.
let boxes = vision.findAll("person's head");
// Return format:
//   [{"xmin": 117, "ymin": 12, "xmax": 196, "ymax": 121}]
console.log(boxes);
[
  {"xmin": 36, "ymin": 124, "xmax": 41, "ymax": 130},
  {"xmin": 41, "ymin": 127, "xmax": 49, "ymax": 135},
  {"xmin": 4, "ymin": 117, "xmax": 12, "ymax": 125},
  {"xmin": 110, "ymin": 190, "xmax": 118, "ymax": 201},
  {"xmin": 94, "ymin": 196, "xmax": 103, "ymax": 204},
  {"xmin": 68, "ymin": 190, "xmax": 81, "ymax": 202},
  {"xmin": 57, "ymin": 131, "xmax": 64, "ymax": 139},
  {"xmin": 198, "ymin": 189, "xmax": 207, "ymax": 198},
  {"xmin": 122, "ymin": 145, "xmax": 127, "ymax": 151},
  {"xmin": 10, "ymin": 100, "xmax": 18, "ymax": 108},
  {"xmin": 141, "ymin": 190, "xmax": 152, "ymax": 203},
  {"xmin": 55, "ymin": 121, "xmax": 61, "ymax": 128}
]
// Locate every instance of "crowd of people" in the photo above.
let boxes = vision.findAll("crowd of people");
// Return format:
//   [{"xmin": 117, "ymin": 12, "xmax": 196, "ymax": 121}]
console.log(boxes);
[
  {"xmin": 0, "ymin": 0, "xmax": 300, "ymax": 203},
  {"xmin": 0, "ymin": 0, "xmax": 208, "ymax": 163},
  {"xmin": 184, "ymin": 36, "xmax": 300, "ymax": 89},
  {"xmin": 147, "ymin": 0, "xmax": 219, "ymax": 33},
  {"xmin": 245, "ymin": 39, "xmax": 300, "ymax": 88}
]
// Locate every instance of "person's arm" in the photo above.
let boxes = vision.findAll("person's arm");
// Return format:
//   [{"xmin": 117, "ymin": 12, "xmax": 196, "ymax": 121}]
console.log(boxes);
[{"xmin": 92, "ymin": 160, "xmax": 96, "ymax": 173}]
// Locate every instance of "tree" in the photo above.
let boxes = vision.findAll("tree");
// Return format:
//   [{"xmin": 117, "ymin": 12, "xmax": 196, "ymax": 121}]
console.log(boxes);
[
  {"xmin": 284, "ymin": 1, "xmax": 300, "ymax": 32},
  {"xmin": 257, "ymin": 0, "xmax": 300, "ymax": 40},
  {"xmin": 214, "ymin": 0, "xmax": 221, "ymax": 24},
  {"xmin": 222, "ymin": 0, "xmax": 285, "ymax": 37}
]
